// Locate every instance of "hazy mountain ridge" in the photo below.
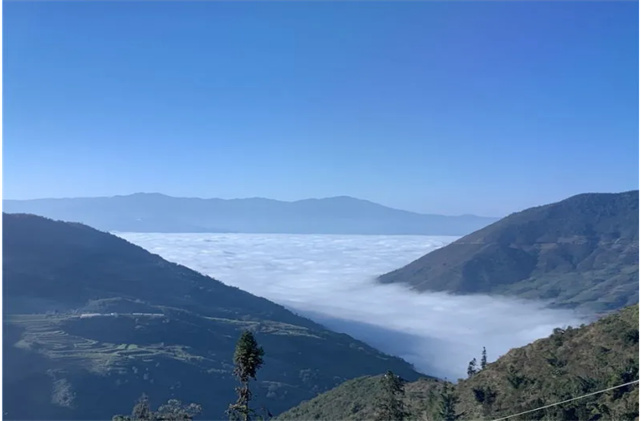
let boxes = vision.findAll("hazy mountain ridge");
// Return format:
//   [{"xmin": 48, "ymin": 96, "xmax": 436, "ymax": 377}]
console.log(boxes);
[
  {"xmin": 378, "ymin": 191, "xmax": 639, "ymax": 313},
  {"xmin": 277, "ymin": 304, "xmax": 639, "ymax": 420},
  {"xmin": 2, "ymin": 213, "xmax": 424, "ymax": 420},
  {"xmin": 3, "ymin": 193, "xmax": 498, "ymax": 235}
]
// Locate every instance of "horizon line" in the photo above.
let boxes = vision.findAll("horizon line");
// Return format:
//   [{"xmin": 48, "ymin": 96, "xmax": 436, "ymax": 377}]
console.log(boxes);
[
  {"xmin": 6, "ymin": 190, "xmax": 636, "ymax": 219},
  {"xmin": 2, "ymin": 192, "xmax": 502, "ymax": 219}
]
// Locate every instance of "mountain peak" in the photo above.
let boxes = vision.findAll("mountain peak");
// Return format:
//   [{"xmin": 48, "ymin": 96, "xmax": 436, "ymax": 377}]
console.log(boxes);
[
  {"xmin": 118, "ymin": 192, "xmax": 171, "ymax": 198},
  {"xmin": 378, "ymin": 190, "xmax": 639, "ymax": 313}
]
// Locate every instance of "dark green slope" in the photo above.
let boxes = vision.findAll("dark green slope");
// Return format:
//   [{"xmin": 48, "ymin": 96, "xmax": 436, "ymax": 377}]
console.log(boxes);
[
  {"xmin": 379, "ymin": 191, "xmax": 639, "ymax": 313},
  {"xmin": 277, "ymin": 304, "xmax": 639, "ymax": 421},
  {"xmin": 452, "ymin": 304, "xmax": 639, "ymax": 420},
  {"xmin": 275, "ymin": 375, "xmax": 443, "ymax": 421},
  {"xmin": 3, "ymin": 213, "xmax": 421, "ymax": 420}
]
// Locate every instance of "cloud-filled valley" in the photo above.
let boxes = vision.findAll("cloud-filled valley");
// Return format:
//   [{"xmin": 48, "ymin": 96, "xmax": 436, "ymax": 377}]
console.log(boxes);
[{"xmin": 117, "ymin": 233, "xmax": 588, "ymax": 380}]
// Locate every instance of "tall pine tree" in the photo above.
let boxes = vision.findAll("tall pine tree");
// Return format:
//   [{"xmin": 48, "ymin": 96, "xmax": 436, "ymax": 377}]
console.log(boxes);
[
  {"xmin": 375, "ymin": 371, "xmax": 408, "ymax": 421},
  {"xmin": 132, "ymin": 394, "xmax": 152, "ymax": 421},
  {"xmin": 467, "ymin": 358, "xmax": 478, "ymax": 378},
  {"xmin": 481, "ymin": 347, "xmax": 487, "ymax": 370},
  {"xmin": 438, "ymin": 382, "xmax": 462, "ymax": 421},
  {"xmin": 227, "ymin": 330, "xmax": 265, "ymax": 421}
]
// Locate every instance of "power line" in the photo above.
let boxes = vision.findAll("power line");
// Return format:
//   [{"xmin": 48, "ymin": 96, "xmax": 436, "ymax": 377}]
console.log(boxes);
[{"xmin": 491, "ymin": 379, "xmax": 640, "ymax": 421}]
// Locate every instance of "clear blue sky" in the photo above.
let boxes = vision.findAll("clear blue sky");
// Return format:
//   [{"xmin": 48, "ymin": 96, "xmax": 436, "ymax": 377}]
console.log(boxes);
[{"xmin": 4, "ymin": 0, "xmax": 639, "ymax": 216}]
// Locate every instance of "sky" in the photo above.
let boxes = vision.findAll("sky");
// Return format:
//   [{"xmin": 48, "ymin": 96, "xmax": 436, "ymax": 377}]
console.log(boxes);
[
  {"xmin": 116, "ymin": 232, "xmax": 587, "ymax": 379},
  {"xmin": 4, "ymin": 0, "xmax": 639, "ymax": 216}
]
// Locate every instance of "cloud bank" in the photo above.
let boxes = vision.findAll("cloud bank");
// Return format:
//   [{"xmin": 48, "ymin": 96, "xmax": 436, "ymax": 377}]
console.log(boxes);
[{"xmin": 117, "ymin": 233, "xmax": 587, "ymax": 380}]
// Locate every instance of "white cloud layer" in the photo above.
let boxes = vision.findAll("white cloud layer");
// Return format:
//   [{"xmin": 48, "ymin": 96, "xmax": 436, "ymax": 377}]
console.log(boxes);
[{"xmin": 117, "ymin": 233, "xmax": 588, "ymax": 380}]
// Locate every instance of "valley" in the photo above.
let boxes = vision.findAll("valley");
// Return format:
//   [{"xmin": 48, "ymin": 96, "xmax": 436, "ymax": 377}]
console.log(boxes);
[
  {"xmin": 3, "ymin": 214, "xmax": 423, "ymax": 420},
  {"xmin": 3, "ymin": 190, "xmax": 638, "ymax": 420},
  {"xmin": 5, "ymin": 0, "xmax": 638, "ymax": 419},
  {"xmin": 117, "ymin": 232, "xmax": 588, "ymax": 380}
]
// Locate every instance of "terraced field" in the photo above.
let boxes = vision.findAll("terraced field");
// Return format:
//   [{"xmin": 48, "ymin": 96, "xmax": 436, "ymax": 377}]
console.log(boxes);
[
  {"xmin": 9, "ymin": 314, "xmax": 189, "ymax": 375},
  {"xmin": 5, "ymin": 307, "xmax": 422, "ymax": 420}
]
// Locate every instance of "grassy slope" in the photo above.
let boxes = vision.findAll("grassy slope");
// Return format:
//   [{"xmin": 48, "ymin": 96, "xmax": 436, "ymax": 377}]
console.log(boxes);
[
  {"xmin": 379, "ymin": 191, "xmax": 639, "ymax": 313},
  {"xmin": 3, "ymin": 213, "xmax": 422, "ymax": 420},
  {"xmin": 275, "ymin": 375, "xmax": 445, "ymax": 421},
  {"xmin": 277, "ymin": 304, "xmax": 639, "ymax": 420}
]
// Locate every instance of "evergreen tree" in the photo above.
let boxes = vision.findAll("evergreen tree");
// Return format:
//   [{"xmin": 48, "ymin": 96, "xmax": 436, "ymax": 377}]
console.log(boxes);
[
  {"xmin": 156, "ymin": 400, "xmax": 202, "ymax": 421},
  {"xmin": 132, "ymin": 394, "xmax": 153, "ymax": 421},
  {"xmin": 113, "ymin": 396, "xmax": 201, "ymax": 421},
  {"xmin": 375, "ymin": 371, "xmax": 408, "ymax": 421},
  {"xmin": 228, "ymin": 330, "xmax": 265, "ymax": 421},
  {"xmin": 467, "ymin": 358, "xmax": 478, "ymax": 378},
  {"xmin": 437, "ymin": 382, "xmax": 461, "ymax": 421},
  {"xmin": 481, "ymin": 347, "xmax": 487, "ymax": 370}
]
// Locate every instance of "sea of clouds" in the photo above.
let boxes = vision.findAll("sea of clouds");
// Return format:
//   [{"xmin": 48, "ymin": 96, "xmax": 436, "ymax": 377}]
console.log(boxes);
[{"xmin": 117, "ymin": 232, "xmax": 587, "ymax": 380}]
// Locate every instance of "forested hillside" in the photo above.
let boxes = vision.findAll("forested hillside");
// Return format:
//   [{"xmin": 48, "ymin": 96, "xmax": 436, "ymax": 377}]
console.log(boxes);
[{"xmin": 278, "ymin": 304, "xmax": 639, "ymax": 420}]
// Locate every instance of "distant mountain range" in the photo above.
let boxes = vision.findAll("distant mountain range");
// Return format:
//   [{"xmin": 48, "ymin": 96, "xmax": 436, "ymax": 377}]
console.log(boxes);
[
  {"xmin": 3, "ymin": 193, "xmax": 498, "ymax": 235},
  {"xmin": 3, "ymin": 213, "xmax": 423, "ymax": 420},
  {"xmin": 379, "ymin": 191, "xmax": 639, "ymax": 313}
]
